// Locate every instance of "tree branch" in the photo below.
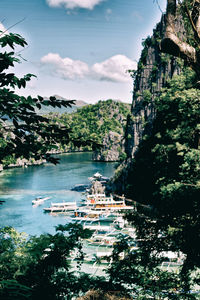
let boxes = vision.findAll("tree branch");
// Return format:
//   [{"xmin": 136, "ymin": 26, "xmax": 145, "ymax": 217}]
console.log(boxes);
[
  {"xmin": 192, "ymin": 0, "xmax": 200, "ymax": 40},
  {"xmin": 0, "ymin": 18, "xmax": 26, "ymax": 37},
  {"xmin": 161, "ymin": 0, "xmax": 197, "ymax": 64},
  {"xmin": 184, "ymin": 1, "xmax": 200, "ymax": 44}
]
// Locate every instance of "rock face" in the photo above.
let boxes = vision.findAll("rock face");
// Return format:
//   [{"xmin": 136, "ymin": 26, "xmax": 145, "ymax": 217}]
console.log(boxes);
[
  {"xmin": 125, "ymin": 15, "xmax": 182, "ymax": 159},
  {"xmin": 92, "ymin": 100, "xmax": 130, "ymax": 162},
  {"xmin": 93, "ymin": 131, "xmax": 125, "ymax": 162},
  {"xmin": 5, "ymin": 158, "xmax": 45, "ymax": 170},
  {"xmin": 112, "ymin": 14, "xmax": 183, "ymax": 194},
  {"xmin": 89, "ymin": 181, "xmax": 105, "ymax": 195}
]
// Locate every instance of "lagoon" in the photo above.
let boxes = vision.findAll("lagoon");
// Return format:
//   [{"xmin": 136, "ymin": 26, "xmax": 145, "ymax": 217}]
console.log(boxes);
[{"xmin": 0, "ymin": 152, "xmax": 116, "ymax": 236}]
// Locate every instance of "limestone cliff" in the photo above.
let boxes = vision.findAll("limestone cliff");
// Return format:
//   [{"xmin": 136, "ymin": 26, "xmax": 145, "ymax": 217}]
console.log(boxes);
[
  {"xmin": 125, "ymin": 15, "xmax": 183, "ymax": 159},
  {"xmin": 93, "ymin": 131, "xmax": 125, "ymax": 162},
  {"xmin": 111, "ymin": 14, "xmax": 183, "ymax": 194},
  {"xmin": 91, "ymin": 100, "xmax": 130, "ymax": 162}
]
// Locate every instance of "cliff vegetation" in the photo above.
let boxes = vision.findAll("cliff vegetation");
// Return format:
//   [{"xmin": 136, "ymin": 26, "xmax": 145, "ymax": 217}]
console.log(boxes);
[
  {"xmin": 0, "ymin": 99, "xmax": 130, "ymax": 170},
  {"xmin": 1, "ymin": 1, "xmax": 200, "ymax": 298},
  {"xmin": 47, "ymin": 99, "xmax": 131, "ymax": 162},
  {"xmin": 109, "ymin": 1, "xmax": 200, "ymax": 297}
]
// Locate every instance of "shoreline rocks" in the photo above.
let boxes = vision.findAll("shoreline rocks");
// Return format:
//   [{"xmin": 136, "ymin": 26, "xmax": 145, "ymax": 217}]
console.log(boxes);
[{"xmin": 1, "ymin": 157, "xmax": 45, "ymax": 171}]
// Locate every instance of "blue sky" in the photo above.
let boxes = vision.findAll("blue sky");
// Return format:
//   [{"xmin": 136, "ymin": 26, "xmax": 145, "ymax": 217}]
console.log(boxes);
[{"xmin": 0, "ymin": 0, "xmax": 166, "ymax": 103}]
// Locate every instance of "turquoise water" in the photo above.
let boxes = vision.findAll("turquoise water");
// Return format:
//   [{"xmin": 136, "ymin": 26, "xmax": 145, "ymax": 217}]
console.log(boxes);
[{"xmin": 0, "ymin": 152, "xmax": 116, "ymax": 236}]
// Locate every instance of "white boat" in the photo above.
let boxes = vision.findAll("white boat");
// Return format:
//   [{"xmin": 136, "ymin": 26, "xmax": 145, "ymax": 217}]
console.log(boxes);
[
  {"xmin": 71, "ymin": 209, "xmax": 101, "ymax": 222},
  {"xmin": 86, "ymin": 222, "xmax": 135, "ymax": 247},
  {"xmin": 83, "ymin": 222, "xmax": 111, "ymax": 232},
  {"xmin": 158, "ymin": 251, "xmax": 185, "ymax": 272},
  {"xmin": 85, "ymin": 249, "xmax": 122, "ymax": 265},
  {"xmin": 87, "ymin": 233, "xmax": 117, "ymax": 247},
  {"xmin": 88, "ymin": 172, "xmax": 103, "ymax": 181},
  {"xmin": 87, "ymin": 193, "xmax": 106, "ymax": 199},
  {"xmin": 43, "ymin": 201, "xmax": 77, "ymax": 213},
  {"xmin": 32, "ymin": 196, "xmax": 50, "ymax": 205},
  {"xmin": 71, "ymin": 208, "xmax": 117, "ymax": 222},
  {"xmin": 84, "ymin": 194, "xmax": 134, "ymax": 212},
  {"xmin": 51, "ymin": 201, "xmax": 76, "ymax": 207}
]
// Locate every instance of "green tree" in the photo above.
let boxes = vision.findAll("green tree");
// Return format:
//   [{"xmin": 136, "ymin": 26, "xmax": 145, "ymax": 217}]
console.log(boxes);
[
  {"xmin": 0, "ymin": 224, "xmax": 96, "ymax": 300},
  {"xmin": 162, "ymin": 0, "xmax": 200, "ymax": 80},
  {"xmin": 0, "ymin": 30, "xmax": 96, "ymax": 165},
  {"xmin": 107, "ymin": 2, "xmax": 200, "ymax": 296},
  {"xmin": 109, "ymin": 69, "xmax": 200, "ymax": 297},
  {"xmin": 47, "ymin": 99, "xmax": 130, "ymax": 156}
]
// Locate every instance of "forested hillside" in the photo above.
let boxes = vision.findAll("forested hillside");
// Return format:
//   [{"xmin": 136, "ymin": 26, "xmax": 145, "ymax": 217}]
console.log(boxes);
[
  {"xmin": 0, "ymin": 99, "xmax": 130, "ymax": 170},
  {"xmin": 47, "ymin": 99, "xmax": 131, "ymax": 161}
]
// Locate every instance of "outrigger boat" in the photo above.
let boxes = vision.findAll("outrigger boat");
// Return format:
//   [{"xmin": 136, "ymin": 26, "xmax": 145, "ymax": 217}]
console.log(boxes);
[
  {"xmin": 83, "ymin": 221, "xmax": 112, "ymax": 232},
  {"xmin": 71, "ymin": 208, "xmax": 120, "ymax": 222},
  {"xmin": 71, "ymin": 209, "xmax": 102, "ymax": 222},
  {"xmin": 86, "ymin": 231, "xmax": 117, "ymax": 247},
  {"xmin": 86, "ymin": 223, "xmax": 136, "ymax": 247},
  {"xmin": 76, "ymin": 196, "xmax": 134, "ymax": 224},
  {"xmin": 43, "ymin": 201, "xmax": 77, "ymax": 213},
  {"xmin": 32, "ymin": 196, "xmax": 51, "ymax": 205},
  {"xmin": 83, "ymin": 194, "xmax": 134, "ymax": 212},
  {"xmin": 84, "ymin": 251, "xmax": 112, "ymax": 265}
]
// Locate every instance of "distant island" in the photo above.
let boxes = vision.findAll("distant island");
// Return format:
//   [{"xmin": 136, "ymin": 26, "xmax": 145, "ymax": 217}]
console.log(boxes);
[
  {"xmin": 46, "ymin": 98, "xmax": 131, "ymax": 161},
  {"xmin": 0, "ymin": 99, "xmax": 130, "ymax": 170},
  {"xmin": 35, "ymin": 95, "xmax": 88, "ymax": 115}
]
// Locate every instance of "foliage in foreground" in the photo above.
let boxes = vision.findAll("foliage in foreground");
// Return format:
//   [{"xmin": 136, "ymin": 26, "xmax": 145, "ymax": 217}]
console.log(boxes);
[
  {"xmin": 0, "ymin": 30, "xmax": 97, "ymax": 167},
  {"xmin": 1, "ymin": 7, "xmax": 200, "ymax": 297},
  {"xmin": 111, "ymin": 69, "xmax": 200, "ymax": 297},
  {"xmin": 1, "ymin": 222, "xmax": 199, "ymax": 300},
  {"xmin": 0, "ymin": 224, "xmax": 101, "ymax": 300}
]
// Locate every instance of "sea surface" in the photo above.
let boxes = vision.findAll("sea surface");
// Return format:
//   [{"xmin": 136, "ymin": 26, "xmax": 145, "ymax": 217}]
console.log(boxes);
[{"xmin": 0, "ymin": 152, "xmax": 116, "ymax": 236}]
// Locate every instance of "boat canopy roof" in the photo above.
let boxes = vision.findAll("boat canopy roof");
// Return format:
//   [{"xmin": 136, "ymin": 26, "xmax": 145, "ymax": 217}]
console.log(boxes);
[
  {"xmin": 87, "ymin": 193, "xmax": 106, "ymax": 198},
  {"xmin": 51, "ymin": 202, "xmax": 76, "ymax": 206},
  {"xmin": 94, "ymin": 172, "xmax": 102, "ymax": 178}
]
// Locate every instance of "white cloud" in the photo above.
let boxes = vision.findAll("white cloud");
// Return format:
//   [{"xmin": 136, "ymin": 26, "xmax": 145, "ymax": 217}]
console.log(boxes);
[
  {"xmin": 40, "ymin": 53, "xmax": 137, "ymax": 83},
  {"xmin": 46, "ymin": 0, "xmax": 104, "ymax": 10},
  {"xmin": 92, "ymin": 55, "xmax": 137, "ymax": 82},
  {"xmin": 41, "ymin": 53, "xmax": 89, "ymax": 79}
]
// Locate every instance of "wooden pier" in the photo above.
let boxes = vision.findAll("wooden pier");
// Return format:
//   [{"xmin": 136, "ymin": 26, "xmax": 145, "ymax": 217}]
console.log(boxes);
[{"xmin": 113, "ymin": 194, "xmax": 152, "ymax": 212}]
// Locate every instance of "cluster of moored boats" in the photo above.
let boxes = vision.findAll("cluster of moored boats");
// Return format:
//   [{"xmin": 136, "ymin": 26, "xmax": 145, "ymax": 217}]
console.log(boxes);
[
  {"xmin": 42, "ymin": 193, "xmax": 133, "ymax": 217},
  {"xmin": 39, "ymin": 171, "xmax": 134, "ymax": 219},
  {"xmin": 67, "ymin": 193, "xmax": 137, "ymax": 272},
  {"xmin": 31, "ymin": 172, "xmax": 138, "ymax": 272},
  {"xmin": 31, "ymin": 173, "xmax": 184, "ymax": 275}
]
